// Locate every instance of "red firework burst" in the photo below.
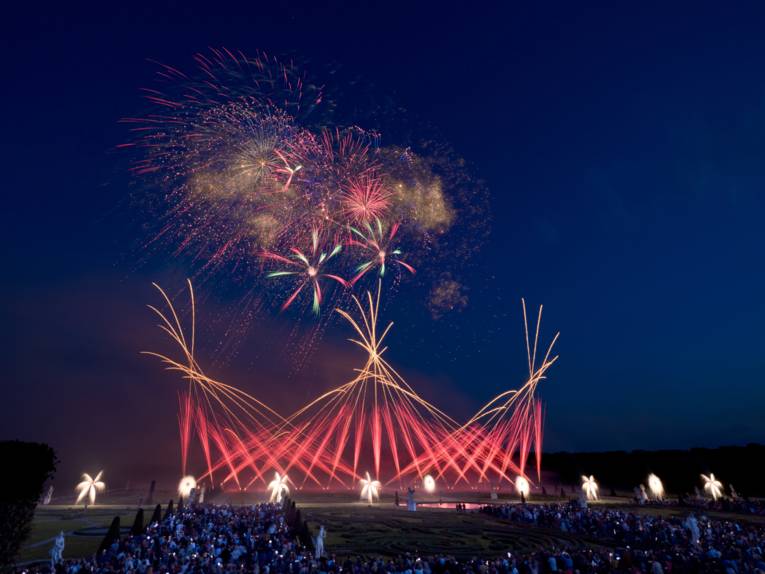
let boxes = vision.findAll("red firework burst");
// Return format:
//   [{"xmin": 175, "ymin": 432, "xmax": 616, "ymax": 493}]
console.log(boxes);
[{"xmin": 342, "ymin": 175, "xmax": 392, "ymax": 223}]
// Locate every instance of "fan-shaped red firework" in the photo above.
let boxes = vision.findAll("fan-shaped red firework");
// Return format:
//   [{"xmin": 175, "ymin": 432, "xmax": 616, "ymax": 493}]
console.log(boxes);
[{"xmin": 146, "ymin": 281, "xmax": 557, "ymax": 490}]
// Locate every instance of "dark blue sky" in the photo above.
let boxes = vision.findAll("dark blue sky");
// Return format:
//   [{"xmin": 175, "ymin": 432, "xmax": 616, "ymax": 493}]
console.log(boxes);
[{"xmin": 3, "ymin": 2, "xmax": 765, "ymax": 482}]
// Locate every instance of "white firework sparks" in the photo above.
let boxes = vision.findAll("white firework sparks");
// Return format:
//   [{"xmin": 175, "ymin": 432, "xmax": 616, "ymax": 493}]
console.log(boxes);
[
  {"xmin": 360, "ymin": 472, "xmax": 381, "ymax": 503},
  {"xmin": 178, "ymin": 475, "xmax": 197, "ymax": 498},
  {"xmin": 701, "ymin": 473, "xmax": 723, "ymax": 500},
  {"xmin": 75, "ymin": 471, "xmax": 105, "ymax": 506},
  {"xmin": 581, "ymin": 475, "xmax": 599, "ymax": 501},
  {"xmin": 515, "ymin": 476, "xmax": 530, "ymax": 499},
  {"xmin": 267, "ymin": 472, "xmax": 290, "ymax": 503},
  {"xmin": 647, "ymin": 473, "xmax": 664, "ymax": 500}
]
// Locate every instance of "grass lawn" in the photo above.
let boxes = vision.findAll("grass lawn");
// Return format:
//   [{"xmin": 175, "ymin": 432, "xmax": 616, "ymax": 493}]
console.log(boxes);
[
  {"xmin": 19, "ymin": 505, "xmax": 152, "ymax": 564},
  {"xmin": 301, "ymin": 503, "xmax": 597, "ymax": 559}
]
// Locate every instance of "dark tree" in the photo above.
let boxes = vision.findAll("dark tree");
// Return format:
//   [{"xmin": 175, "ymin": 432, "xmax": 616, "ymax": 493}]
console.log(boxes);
[
  {"xmin": 164, "ymin": 499, "xmax": 174, "ymax": 518},
  {"xmin": 300, "ymin": 519, "xmax": 312, "ymax": 548},
  {"xmin": 292, "ymin": 509, "xmax": 302, "ymax": 531},
  {"xmin": 0, "ymin": 441, "xmax": 56, "ymax": 572},
  {"xmin": 150, "ymin": 503, "xmax": 162, "ymax": 524},
  {"xmin": 130, "ymin": 508, "xmax": 144, "ymax": 535},
  {"xmin": 147, "ymin": 480, "xmax": 156, "ymax": 505},
  {"xmin": 97, "ymin": 516, "xmax": 121, "ymax": 556}
]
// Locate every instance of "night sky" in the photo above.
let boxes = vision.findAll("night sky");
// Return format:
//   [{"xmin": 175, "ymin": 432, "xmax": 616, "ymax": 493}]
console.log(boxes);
[{"xmin": 4, "ymin": 2, "xmax": 765, "ymax": 485}]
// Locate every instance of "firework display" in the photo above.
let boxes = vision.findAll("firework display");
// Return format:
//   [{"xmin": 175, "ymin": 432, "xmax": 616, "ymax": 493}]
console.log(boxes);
[
  {"xmin": 130, "ymin": 50, "xmax": 534, "ymax": 492},
  {"xmin": 178, "ymin": 475, "xmax": 197, "ymax": 498},
  {"xmin": 647, "ymin": 473, "xmax": 664, "ymax": 500},
  {"xmin": 702, "ymin": 473, "xmax": 723, "ymax": 500},
  {"xmin": 515, "ymin": 475, "xmax": 530, "ymax": 499},
  {"xmin": 360, "ymin": 472, "xmax": 382, "ymax": 503},
  {"xmin": 582, "ymin": 475, "xmax": 599, "ymax": 501},
  {"xmin": 123, "ymin": 49, "xmax": 483, "ymax": 319},
  {"xmin": 267, "ymin": 472, "xmax": 290, "ymax": 503},
  {"xmin": 146, "ymin": 280, "xmax": 557, "ymax": 490},
  {"xmin": 423, "ymin": 474, "xmax": 436, "ymax": 493},
  {"xmin": 75, "ymin": 471, "xmax": 105, "ymax": 506}
]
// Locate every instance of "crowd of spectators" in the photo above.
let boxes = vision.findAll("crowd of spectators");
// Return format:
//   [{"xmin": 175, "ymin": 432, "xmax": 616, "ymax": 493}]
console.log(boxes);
[
  {"xmin": 23, "ymin": 500, "xmax": 308, "ymax": 574},
  {"xmin": 483, "ymin": 501, "xmax": 765, "ymax": 573},
  {"xmin": 17, "ymin": 497, "xmax": 765, "ymax": 574},
  {"xmin": 676, "ymin": 495, "xmax": 765, "ymax": 517}
]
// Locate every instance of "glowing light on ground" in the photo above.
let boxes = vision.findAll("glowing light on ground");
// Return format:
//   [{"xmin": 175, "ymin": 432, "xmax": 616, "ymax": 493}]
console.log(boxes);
[
  {"xmin": 75, "ymin": 471, "xmax": 105, "ymax": 506},
  {"xmin": 581, "ymin": 475, "xmax": 599, "ymax": 501},
  {"xmin": 360, "ymin": 472, "xmax": 381, "ymax": 503},
  {"xmin": 423, "ymin": 474, "xmax": 436, "ymax": 493},
  {"xmin": 268, "ymin": 472, "xmax": 290, "ymax": 503},
  {"xmin": 515, "ymin": 476, "xmax": 530, "ymax": 499},
  {"xmin": 647, "ymin": 473, "xmax": 664, "ymax": 500},
  {"xmin": 178, "ymin": 475, "xmax": 197, "ymax": 498},
  {"xmin": 702, "ymin": 473, "xmax": 723, "ymax": 500}
]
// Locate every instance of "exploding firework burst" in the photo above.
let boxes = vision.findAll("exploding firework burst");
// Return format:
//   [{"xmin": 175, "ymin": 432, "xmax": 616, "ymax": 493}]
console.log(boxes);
[
  {"xmin": 261, "ymin": 230, "xmax": 348, "ymax": 314},
  {"xmin": 123, "ymin": 48, "xmax": 486, "ymax": 320},
  {"xmin": 348, "ymin": 218, "xmax": 415, "ymax": 284},
  {"xmin": 342, "ymin": 174, "xmax": 391, "ymax": 223}
]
